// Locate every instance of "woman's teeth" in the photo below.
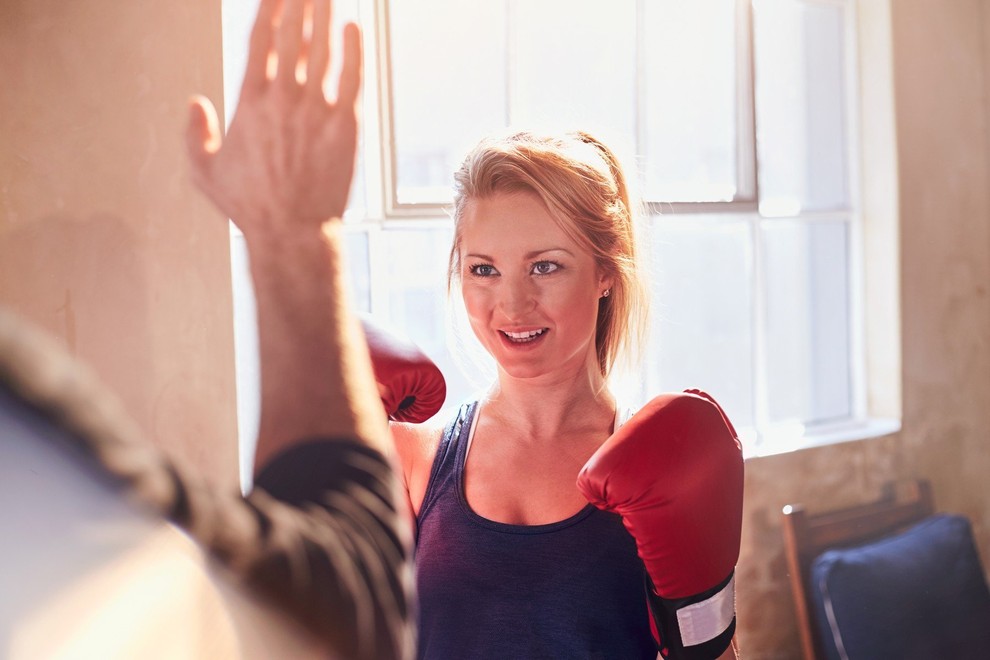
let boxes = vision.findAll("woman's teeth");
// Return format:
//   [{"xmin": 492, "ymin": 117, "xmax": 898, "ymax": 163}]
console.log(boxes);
[{"xmin": 502, "ymin": 329, "xmax": 546, "ymax": 343}]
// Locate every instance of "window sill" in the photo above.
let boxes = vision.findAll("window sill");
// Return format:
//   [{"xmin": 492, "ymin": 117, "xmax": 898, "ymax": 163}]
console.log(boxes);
[{"xmin": 743, "ymin": 417, "xmax": 901, "ymax": 460}]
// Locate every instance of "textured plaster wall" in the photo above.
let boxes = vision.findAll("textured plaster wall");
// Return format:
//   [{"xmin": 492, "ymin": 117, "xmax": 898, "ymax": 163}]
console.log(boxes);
[
  {"xmin": 735, "ymin": 0, "xmax": 990, "ymax": 657},
  {"xmin": 0, "ymin": 0, "xmax": 239, "ymax": 487}
]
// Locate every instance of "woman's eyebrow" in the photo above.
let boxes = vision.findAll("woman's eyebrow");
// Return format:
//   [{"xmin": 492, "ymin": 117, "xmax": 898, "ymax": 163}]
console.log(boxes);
[
  {"xmin": 464, "ymin": 248, "xmax": 575, "ymax": 261},
  {"xmin": 524, "ymin": 248, "xmax": 574, "ymax": 259}
]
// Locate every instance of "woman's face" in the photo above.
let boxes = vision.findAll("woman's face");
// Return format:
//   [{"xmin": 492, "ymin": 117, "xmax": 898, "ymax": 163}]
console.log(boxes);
[{"xmin": 457, "ymin": 190, "xmax": 611, "ymax": 382}]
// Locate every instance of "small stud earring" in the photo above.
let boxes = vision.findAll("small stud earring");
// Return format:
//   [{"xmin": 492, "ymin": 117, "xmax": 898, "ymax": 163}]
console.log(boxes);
[{"xmin": 602, "ymin": 289, "xmax": 611, "ymax": 298}]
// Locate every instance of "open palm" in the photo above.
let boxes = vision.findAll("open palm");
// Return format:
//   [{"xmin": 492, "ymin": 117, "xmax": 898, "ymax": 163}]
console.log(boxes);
[{"xmin": 186, "ymin": 0, "xmax": 361, "ymax": 238}]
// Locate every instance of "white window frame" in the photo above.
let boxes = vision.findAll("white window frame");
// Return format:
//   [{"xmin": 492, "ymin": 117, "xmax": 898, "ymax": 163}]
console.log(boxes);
[
  {"xmin": 374, "ymin": 0, "xmax": 760, "ymax": 218},
  {"xmin": 226, "ymin": 0, "xmax": 894, "ymax": 473}
]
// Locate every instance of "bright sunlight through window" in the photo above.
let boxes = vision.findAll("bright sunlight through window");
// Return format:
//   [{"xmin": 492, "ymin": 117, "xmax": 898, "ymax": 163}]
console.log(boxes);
[{"xmin": 224, "ymin": 0, "xmax": 870, "ymax": 487}]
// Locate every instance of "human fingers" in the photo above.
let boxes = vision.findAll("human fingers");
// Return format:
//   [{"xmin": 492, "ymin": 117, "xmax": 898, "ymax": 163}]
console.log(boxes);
[
  {"xmin": 305, "ymin": 0, "xmax": 331, "ymax": 98},
  {"xmin": 185, "ymin": 95, "xmax": 221, "ymax": 182},
  {"xmin": 275, "ymin": 0, "xmax": 306, "ymax": 91},
  {"xmin": 244, "ymin": 0, "xmax": 280, "ymax": 93},
  {"xmin": 336, "ymin": 22, "xmax": 362, "ymax": 109}
]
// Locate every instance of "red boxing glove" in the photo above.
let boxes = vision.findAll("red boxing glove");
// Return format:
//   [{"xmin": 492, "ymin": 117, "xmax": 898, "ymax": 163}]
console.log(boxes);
[
  {"xmin": 360, "ymin": 315, "xmax": 446, "ymax": 423},
  {"xmin": 576, "ymin": 390, "xmax": 744, "ymax": 659}
]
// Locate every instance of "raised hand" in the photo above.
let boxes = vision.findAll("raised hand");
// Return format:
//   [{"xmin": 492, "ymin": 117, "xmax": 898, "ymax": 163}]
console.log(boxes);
[
  {"xmin": 183, "ymin": 0, "xmax": 385, "ymax": 464},
  {"xmin": 186, "ymin": 0, "xmax": 362, "ymax": 239}
]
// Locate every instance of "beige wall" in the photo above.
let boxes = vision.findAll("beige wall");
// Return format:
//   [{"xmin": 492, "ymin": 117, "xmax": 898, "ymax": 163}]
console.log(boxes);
[
  {"xmin": 736, "ymin": 0, "xmax": 990, "ymax": 656},
  {"xmin": 0, "ymin": 0, "xmax": 239, "ymax": 486}
]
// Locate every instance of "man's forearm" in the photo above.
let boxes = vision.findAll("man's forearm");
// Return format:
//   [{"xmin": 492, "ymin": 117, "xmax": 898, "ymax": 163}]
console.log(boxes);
[
  {"xmin": 247, "ymin": 222, "xmax": 388, "ymax": 472},
  {"xmin": 183, "ymin": 3, "xmax": 413, "ymax": 657}
]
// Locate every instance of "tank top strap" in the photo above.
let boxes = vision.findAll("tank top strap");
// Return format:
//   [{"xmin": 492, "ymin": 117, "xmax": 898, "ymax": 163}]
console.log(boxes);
[
  {"xmin": 418, "ymin": 401, "xmax": 477, "ymax": 523},
  {"xmin": 615, "ymin": 402, "xmax": 635, "ymax": 429}
]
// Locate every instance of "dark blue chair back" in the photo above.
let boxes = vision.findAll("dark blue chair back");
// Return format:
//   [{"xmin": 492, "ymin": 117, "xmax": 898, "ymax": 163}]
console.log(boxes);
[{"xmin": 810, "ymin": 514, "xmax": 990, "ymax": 660}]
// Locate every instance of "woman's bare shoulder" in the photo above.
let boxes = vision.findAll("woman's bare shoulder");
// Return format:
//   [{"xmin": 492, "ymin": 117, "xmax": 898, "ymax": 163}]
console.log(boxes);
[
  {"xmin": 390, "ymin": 420, "xmax": 444, "ymax": 463},
  {"xmin": 389, "ymin": 420, "xmax": 445, "ymax": 514}
]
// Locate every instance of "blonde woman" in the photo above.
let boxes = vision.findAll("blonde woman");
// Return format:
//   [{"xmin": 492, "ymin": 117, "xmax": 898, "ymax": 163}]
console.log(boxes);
[{"xmin": 393, "ymin": 132, "xmax": 743, "ymax": 659}]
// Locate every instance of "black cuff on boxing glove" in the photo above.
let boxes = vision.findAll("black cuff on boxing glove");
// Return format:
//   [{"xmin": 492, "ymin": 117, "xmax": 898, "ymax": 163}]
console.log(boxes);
[{"xmin": 646, "ymin": 570, "xmax": 736, "ymax": 660}]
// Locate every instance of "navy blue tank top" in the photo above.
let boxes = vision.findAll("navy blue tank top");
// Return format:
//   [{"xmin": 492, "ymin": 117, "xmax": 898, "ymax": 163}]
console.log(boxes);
[{"xmin": 415, "ymin": 402, "xmax": 657, "ymax": 659}]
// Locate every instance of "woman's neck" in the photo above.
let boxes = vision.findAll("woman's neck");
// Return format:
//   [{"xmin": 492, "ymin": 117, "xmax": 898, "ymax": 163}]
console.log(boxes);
[{"xmin": 481, "ymin": 366, "xmax": 615, "ymax": 442}]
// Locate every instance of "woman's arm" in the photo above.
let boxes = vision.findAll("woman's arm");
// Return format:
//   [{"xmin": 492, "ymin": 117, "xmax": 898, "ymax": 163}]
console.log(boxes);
[{"xmin": 390, "ymin": 421, "xmax": 445, "ymax": 518}]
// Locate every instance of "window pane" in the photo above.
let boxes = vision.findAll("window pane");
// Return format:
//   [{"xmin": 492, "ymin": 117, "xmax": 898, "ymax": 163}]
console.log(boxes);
[
  {"xmin": 763, "ymin": 219, "xmax": 851, "ymax": 428},
  {"xmin": 754, "ymin": 0, "xmax": 849, "ymax": 214},
  {"xmin": 390, "ymin": 0, "xmax": 507, "ymax": 204},
  {"xmin": 230, "ymin": 232, "xmax": 260, "ymax": 491},
  {"xmin": 642, "ymin": 0, "xmax": 738, "ymax": 202},
  {"xmin": 343, "ymin": 230, "xmax": 371, "ymax": 312},
  {"xmin": 380, "ymin": 227, "xmax": 482, "ymax": 421},
  {"xmin": 221, "ymin": 0, "xmax": 261, "ymax": 129},
  {"xmin": 388, "ymin": 1, "xmax": 744, "ymax": 205},
  {"xmin": 646, "ymin": 216, "xmax": 754, "ymax": 435},
  {"xmin": 509, "ymin": 0, "xmax": 637, "ymax": 162}
]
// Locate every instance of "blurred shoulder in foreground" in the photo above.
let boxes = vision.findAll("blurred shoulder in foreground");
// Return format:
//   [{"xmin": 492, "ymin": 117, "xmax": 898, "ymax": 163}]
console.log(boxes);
[{"xmin": 0, "ymin": 307, "xmax": 412, "ymax": 660}]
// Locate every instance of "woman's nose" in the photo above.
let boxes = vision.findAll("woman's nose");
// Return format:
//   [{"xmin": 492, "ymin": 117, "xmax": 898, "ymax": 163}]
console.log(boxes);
[{"xmin": 498, "ymin": 277, "xmax": 536, "ymax": 318}]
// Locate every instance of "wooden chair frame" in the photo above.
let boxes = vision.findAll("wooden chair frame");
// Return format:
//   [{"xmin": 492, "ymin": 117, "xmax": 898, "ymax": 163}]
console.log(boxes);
[{"xmin": 781, "ymin": 479, "xmax": 935, "ymax": 660}]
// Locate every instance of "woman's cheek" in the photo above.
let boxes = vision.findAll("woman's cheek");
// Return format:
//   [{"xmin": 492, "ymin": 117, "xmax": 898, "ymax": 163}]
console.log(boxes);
[
  {"xmin": 462, "ymin": 287, "xmax": 493, "ymax": 346},
  {"xmin": 461, "ymin": 285, "xmax": 484, "ymax": 320}
]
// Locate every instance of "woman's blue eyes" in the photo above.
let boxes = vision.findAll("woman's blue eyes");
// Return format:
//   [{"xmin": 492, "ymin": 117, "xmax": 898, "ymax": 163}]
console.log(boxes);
[
  {"xmin": 468, "ymin": 261, "xmax": 561, "ymax": 277},
  {"xmin": 532, "ymin": 261, "xmax": 560, "ymax": 275},
  {"xmin": 470, "ymin": 264, "xmax": 497, "ymax": 277}
]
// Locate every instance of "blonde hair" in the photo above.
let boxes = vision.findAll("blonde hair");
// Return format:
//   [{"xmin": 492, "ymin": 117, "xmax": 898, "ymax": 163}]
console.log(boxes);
[{"xmin": 448, "ymin": 130, "xmax": 648, "ymax": 378}]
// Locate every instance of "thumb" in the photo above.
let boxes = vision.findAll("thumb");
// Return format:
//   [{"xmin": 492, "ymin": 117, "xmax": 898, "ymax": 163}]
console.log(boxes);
[{"xmin": 185, "ymin": 95, "xmax": 221, "ymax": 179}]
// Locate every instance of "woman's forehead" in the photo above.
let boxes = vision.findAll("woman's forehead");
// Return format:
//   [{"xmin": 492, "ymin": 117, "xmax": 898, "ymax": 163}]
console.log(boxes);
[{"xmin": 459, "ymin": 191, "xmax": 583, "ymax": 253}]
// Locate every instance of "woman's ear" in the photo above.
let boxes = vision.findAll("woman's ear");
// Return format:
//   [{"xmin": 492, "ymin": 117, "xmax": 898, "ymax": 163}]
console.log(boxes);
[{"xmin": 597, "ymin": 272, "xmax": 615, "ymax": 298}]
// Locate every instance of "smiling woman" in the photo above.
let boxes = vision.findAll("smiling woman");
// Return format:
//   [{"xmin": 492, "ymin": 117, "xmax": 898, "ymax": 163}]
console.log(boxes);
[
  {"xmin": 448, "ymin": 131, "xmax": 648, "ymax": 380},
  {"xmin": 389, "ymin": 130, "xmax": 743, "ymax": 660},
  {"xmin": 456, "ymin": 191, "xmax": 613, "ymax": 381},
  {"xmin": 448, "ymin": 133, "xmax": 647, "ymax": 377}
]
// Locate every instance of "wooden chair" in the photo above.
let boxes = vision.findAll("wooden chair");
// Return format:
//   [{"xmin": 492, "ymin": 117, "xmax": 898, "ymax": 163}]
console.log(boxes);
[{"xmin": 781, "ymin": 479, "xmax": 935, "ymax": 660}]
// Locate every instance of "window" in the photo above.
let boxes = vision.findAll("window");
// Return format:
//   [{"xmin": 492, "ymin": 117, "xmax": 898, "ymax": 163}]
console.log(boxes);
[
  {"xmin": 225, "ymin": 0, "xmax": 869, "ymax": 484},
  {"xmin": 385, "ymin": 0, "xmax": 749, "ymax": 210}
]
